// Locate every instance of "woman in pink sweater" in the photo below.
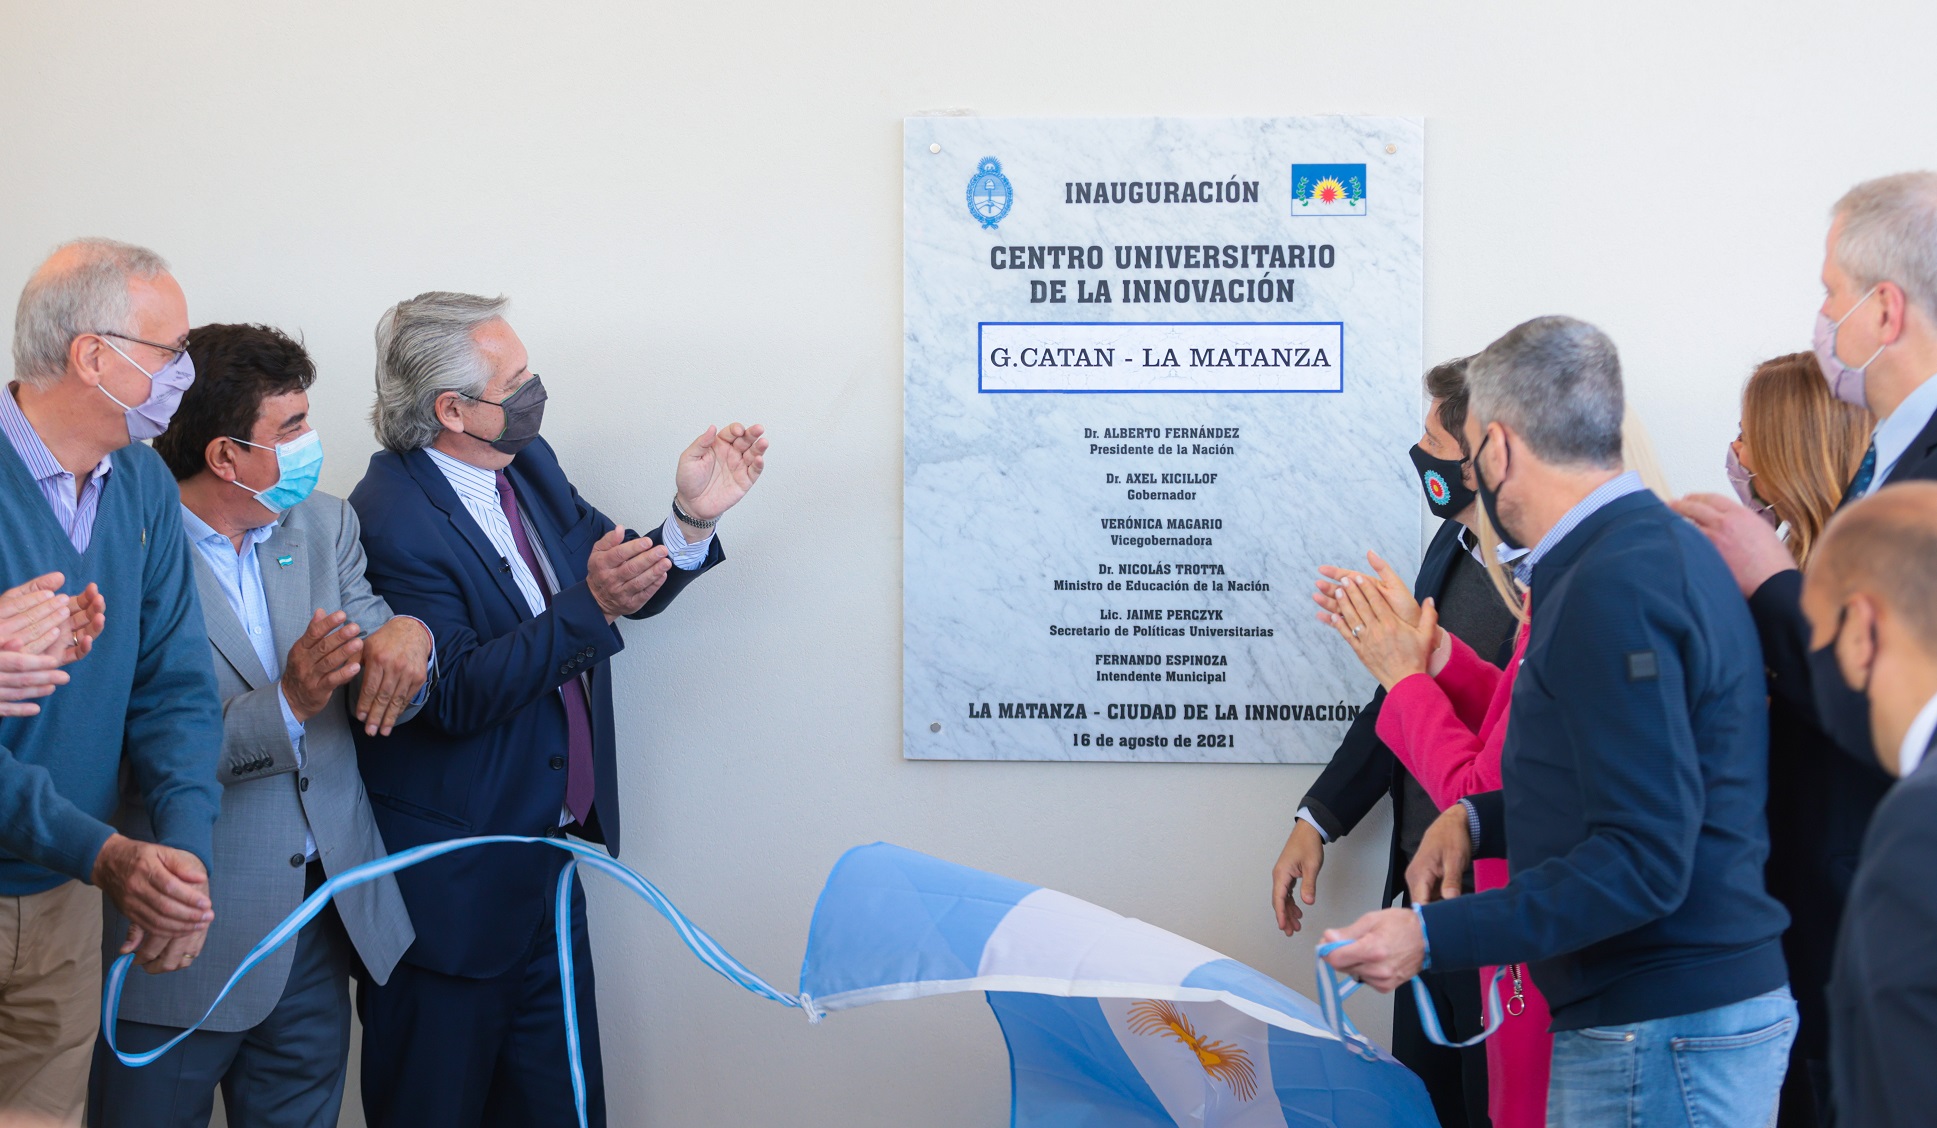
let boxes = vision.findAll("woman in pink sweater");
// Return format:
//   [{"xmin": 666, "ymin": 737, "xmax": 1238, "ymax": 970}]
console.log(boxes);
[{"xmin": 1322, "ymin": 555, "xmax": 1552, "ymax": 1128}]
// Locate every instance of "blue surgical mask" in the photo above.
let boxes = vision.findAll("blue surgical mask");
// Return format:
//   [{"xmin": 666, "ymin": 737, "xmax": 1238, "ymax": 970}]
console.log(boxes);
[
  {"xmin": 99, "ymin": 338, "xmax": 196, "ymax": 441},
  {"xmin": 230, "ymin": 429, "xmax": 323, "ymax": 513}
]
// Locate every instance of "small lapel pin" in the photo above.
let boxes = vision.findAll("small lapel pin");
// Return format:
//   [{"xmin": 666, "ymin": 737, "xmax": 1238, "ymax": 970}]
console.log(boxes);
[{"xmin": 277, "ymin": 555, "xmax": 294, "ymax": 568}]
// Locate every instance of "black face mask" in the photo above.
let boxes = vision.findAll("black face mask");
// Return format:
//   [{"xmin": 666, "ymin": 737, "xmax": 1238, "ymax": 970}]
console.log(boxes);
[
  {"xmin": 1807, "ymin": 608, "xmax": 1876, "ymax": 762},
  {"xmin": 1408, "ymin": 444, "xmax": 1476, "ymax": 520},
  {"xmin": 463, "ymin": 374, "xmax": 548, "ymax": 457},
  {"xmin": 1472, "ymin": 431, "xmax": 1524, "ymax": 550}
]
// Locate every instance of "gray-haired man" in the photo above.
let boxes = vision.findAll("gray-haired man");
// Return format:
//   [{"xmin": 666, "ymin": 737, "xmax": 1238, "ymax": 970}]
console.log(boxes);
[
  {"xmin": 1323, "ymin": 317, "xmax": 1796, "ymax": 1126},
  {"xmin": 0, "ymin": 239, "xmax": 224, "ymax": 1123}
]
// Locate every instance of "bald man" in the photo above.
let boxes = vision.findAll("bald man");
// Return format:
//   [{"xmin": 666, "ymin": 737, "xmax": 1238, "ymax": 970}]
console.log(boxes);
[{"xmin": 1801, "ymin": 481, "xmax": 1937, "ymax": 1126}]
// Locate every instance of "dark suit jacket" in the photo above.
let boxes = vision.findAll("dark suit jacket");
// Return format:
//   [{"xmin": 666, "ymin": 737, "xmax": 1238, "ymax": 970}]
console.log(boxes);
[
  {"xmin": 1829, "ymin": 735, "xmax": 1937, "ymax": 1127},
  {"xmin": 1298, "ymin": 519, "xmax": 1513, "ymax": 905},
  {"xmin": 348, "ymin": 438, "xmax": 723, "ymax": 978}
]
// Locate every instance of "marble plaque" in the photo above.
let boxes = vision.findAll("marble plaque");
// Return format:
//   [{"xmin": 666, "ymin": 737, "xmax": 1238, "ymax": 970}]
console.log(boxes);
[{"xmin": 904, "ymin": 117, "xmax": 1424, "ymax": 763}]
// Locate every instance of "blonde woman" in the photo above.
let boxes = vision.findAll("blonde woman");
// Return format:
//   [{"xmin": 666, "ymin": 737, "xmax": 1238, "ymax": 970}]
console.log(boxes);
[{"xmin": 1685, "ymin": 351, "xmax": 1875, "ymax": 1128}]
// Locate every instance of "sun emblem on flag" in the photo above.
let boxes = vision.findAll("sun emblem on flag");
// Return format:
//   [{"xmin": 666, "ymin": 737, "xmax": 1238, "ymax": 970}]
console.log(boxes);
[
  {"xmin": 1126, "ymin": 1000, "xmax": 1258, "ymax": 1101},
  {"xmin": 1311, "ymin": 178, "xmax": 1346, "ymax": 204},
  {"xmin": 1423, "ymin": 469, "xmax": 1451, "ymax": 505}
]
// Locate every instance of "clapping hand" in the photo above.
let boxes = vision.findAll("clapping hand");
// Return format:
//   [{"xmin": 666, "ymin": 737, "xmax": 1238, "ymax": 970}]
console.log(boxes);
[
  {"xmin": 673, "ymin": 423, "xmax": 768, "ymax": 527},
  {"xmin": 1313, "ymin": 551, "xmax": 1421, "ymax": 626},
  {"xmin": 0, "ymin": 573, "xmax": 104, "ymax": 717},
  {"xmin": 1325, "ymin": 573, "xmax": 1441, "ymax": 691}
]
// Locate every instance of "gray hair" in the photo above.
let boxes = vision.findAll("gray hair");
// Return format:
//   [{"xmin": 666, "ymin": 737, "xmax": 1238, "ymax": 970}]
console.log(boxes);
[
  {"xmin": 1832, "ymin": 171, "xmax": 1937, "ymax": 323},
  {"xmin": 12, "ymin": 238, "xmax": 170, "ymax": 389},
  {"xmin": 370, "ymin": 291, "xmax": 508, "ymax": 452},
  {"xmin": 1466, "ymin": 315, "xmax": 1624, "ymax": 468}
]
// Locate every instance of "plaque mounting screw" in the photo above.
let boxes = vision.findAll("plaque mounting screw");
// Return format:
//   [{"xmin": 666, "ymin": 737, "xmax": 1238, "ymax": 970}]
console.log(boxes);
[
  {"xmin": 929, "ymin": 143, "xmax": 942, "ymax": 154},
  {"xmin": 1385, "ymin": 143, "xmax": 1397, "ymax": 154},
  {"xmin": 929, "ymin": 722, "xmax": 942, "ymax": 733}
]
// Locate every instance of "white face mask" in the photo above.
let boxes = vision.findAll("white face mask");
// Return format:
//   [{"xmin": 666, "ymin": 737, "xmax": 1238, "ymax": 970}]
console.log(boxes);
[{"xmin": 98, "ymin": 337, "xmax": 196, "ymax": 441}]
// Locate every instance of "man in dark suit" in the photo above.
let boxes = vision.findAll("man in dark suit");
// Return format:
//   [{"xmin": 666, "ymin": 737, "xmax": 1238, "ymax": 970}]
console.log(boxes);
[
  {"xmin": 1675, "ymin": 171, "xmax": 1937, "ymax": 1123},
  {"xmin": 1798, "ymin": 482, "xmax": 1937, "ymax": 1127},
  {"xmin": 1271, "ymin": 357, "xmax": 1519, "ymax": 1127},
  {"xmin": 346, "ymin": 291, "xmax": 767, "ymax": 1128}
]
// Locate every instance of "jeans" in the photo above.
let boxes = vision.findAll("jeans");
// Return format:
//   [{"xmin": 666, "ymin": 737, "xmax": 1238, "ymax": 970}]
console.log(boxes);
[{"xmin": 1547, "ymin": 987, "xmax": 1797, "ymax": 1128}]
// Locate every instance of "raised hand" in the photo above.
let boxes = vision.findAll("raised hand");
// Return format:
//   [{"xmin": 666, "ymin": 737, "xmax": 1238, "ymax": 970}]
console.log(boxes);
[
  {"xmin": 1327, "ymin": 575, "xmax": 1441, "ymax": 691},
  {"xmin": 674, "ymin": 422, "xmax": 768, "ymax": 524},
  {"xmin": 0, "ymin": 573, "xmax": 71, "ymax": 655},
  {"xmin": 281, "ymin": 610, "xmax": 363, "ymax": 723},
  {"xmin": 355, "ymin": 616, "xmax": 433, "ymax": 736},
  {"xmin": 1313, "ymin": 551, "xmax": 1419, "ymax": 626},
  {"xmin": 54, "ymin": 583, "xmax": 106, "ymax": 665},
  {"xmin": 586, "ymin": 528, "xmax": 671, "ymax": 622},
  {"xmin": 1271, "ymin": 820, "xmax": 1325, "ymax": 936}
]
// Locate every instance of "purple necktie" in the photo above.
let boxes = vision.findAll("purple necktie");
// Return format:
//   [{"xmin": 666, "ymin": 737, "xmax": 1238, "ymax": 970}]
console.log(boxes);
[{"xmin": 495, "ymin": 471, "xmax": 596, "ymax": 825}]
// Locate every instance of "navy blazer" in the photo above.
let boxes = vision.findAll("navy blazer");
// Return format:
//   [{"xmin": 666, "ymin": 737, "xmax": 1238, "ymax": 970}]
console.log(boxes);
[
  {"xmin": 349, "ymin": 438, "xmax": 722, "ymax": 978},
  {"xmin": 1829, "ymin": 736, "xmax": 1937, "ymax": 1127},
  {"xmin": 1298, "ymin": 519, "xmax": 1511, "ymax": 905},
  {"xmin": 1425, "ymin": 491, "xmax": 1790, "ymax": 1030}
]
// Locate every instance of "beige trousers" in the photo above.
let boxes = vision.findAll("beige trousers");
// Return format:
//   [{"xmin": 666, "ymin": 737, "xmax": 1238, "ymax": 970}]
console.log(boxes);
[{"xmin": 0, "ymin": 880, "xmax": 102, "ymax": 1128}]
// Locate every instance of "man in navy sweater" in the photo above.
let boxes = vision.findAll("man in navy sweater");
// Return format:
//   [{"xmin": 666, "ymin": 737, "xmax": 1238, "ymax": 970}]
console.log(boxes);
[{"xmin": 1324, "ymin": 316, "xmax": 1795, "ymax": 1126}]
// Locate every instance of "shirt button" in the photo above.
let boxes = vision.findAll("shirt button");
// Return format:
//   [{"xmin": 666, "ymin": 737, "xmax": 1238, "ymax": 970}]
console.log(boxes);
[
  {"xmin": 251, "ymin": 626, "xmax": 262, "ymax": 635},
  {"xmin": 549, "ymin": 756, "xmax": 565, "ymax": 770},
  {"xmin": 288, "ymin": 853, "xmax": 304, "ymax": 868}
]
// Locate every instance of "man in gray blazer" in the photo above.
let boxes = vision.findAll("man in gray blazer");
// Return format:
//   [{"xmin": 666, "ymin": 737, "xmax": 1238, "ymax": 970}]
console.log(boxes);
[{"xmin": 89, "ymin": 323, "xmax": 433, "ymax": 1128}]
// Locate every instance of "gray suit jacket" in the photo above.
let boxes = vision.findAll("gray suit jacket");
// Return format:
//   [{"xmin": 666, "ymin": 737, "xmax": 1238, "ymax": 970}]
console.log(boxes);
[{"xmin": 104, "ymin": 491, "xmax": 417, "ymax": 1031}]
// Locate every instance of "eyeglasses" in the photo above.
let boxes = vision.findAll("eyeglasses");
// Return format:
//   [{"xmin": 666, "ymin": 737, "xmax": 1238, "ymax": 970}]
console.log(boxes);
[{"xmin": 93, "ymin": 331, "xmax": 188, "ymax": 365}]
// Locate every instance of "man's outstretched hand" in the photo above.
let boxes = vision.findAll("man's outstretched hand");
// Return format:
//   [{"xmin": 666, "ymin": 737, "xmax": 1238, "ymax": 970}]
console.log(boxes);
[{"xmin": 674, "ymin": 423, "xmax": 768, "ymax": 530}]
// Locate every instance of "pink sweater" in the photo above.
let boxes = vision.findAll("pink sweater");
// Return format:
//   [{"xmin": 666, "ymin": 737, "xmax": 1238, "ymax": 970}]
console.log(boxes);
[{"xmin": 1374, "ymin": 624, "xmax": 1552, "ymax": 1128}]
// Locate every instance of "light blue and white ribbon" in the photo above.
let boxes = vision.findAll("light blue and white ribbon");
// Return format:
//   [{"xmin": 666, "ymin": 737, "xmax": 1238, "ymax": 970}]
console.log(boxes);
[
  {"xmin": 102, "ymin": 835, "xmax": 799, "ymax": 1128},
  {"xmin": 1313, "ymin": 939, "xmax": 1510, "ymax": 1061}
]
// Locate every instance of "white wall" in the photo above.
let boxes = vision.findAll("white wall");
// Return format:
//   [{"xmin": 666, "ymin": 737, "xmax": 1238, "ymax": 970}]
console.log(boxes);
[{"xmin": 5, "ymin": 2, "xmax": 1936, "ymax": 1123}]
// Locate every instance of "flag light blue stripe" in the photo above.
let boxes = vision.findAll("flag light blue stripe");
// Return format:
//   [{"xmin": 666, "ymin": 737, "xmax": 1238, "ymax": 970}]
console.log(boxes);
[
  {"xmin": 101, "ymin": 835, "xmax": 798, "ymax": 1128},
  {"xmin": 799, "ymin": 843, "xmax": 1039, "ymax": 1002},
  {"xmin": 1313, "ymin": 939, "xmax": 1508, "ymax": 1060},
  {"xmin": 987, "ymin": 992, "xmax": 1176, "ymax": 1127}
]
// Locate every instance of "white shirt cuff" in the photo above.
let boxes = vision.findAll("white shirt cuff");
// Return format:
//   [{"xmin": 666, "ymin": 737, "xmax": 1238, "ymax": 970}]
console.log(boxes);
[
  {"xmin": 661, "ymin": 513, "xmax": 713, "ymax": 570},
  {"xmin": 1296, "ymin": 806, "xmax": 1332, "ymax": 844}
]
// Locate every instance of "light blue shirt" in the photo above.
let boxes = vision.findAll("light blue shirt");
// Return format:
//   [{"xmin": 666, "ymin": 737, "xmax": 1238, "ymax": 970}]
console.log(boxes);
[
  {"xmin": 182, "ymin": 505, "xmax": 435, "ymax": 860},
  {"xmin": 1862, "ymin": 373, "xmax": 1937, "ymax": 498},
  {"xmin": 182, "ymin": 506, "xmax": 314, "ymax": 858}
]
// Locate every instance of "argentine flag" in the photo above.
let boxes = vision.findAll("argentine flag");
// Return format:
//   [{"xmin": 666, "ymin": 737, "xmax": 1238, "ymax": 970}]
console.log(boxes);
[{"xmin": 799, "ymin": 844, "xmax": 1435, "ymax": 1127}]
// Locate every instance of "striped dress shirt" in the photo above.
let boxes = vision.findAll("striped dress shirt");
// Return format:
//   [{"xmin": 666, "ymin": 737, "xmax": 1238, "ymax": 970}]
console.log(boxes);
[{"xmin": 0, "ymin": 384, "xmax": 114, "ymax": 554}]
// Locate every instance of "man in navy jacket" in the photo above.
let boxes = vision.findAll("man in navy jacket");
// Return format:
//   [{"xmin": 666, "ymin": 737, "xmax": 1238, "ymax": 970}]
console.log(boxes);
[
  {"xmin": 347, "ymin": 291, "xmax": 766, "ymax": 1128},
  {"xmin": 1324, "ymin": 317, "xmax": 1795, "ymax": 1127}
]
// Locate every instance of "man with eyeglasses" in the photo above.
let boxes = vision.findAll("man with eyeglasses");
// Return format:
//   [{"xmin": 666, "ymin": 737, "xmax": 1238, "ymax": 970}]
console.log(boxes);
[{"xmin": 0, "ymin": 238, "xmax": 224, "ymax": 1123}]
